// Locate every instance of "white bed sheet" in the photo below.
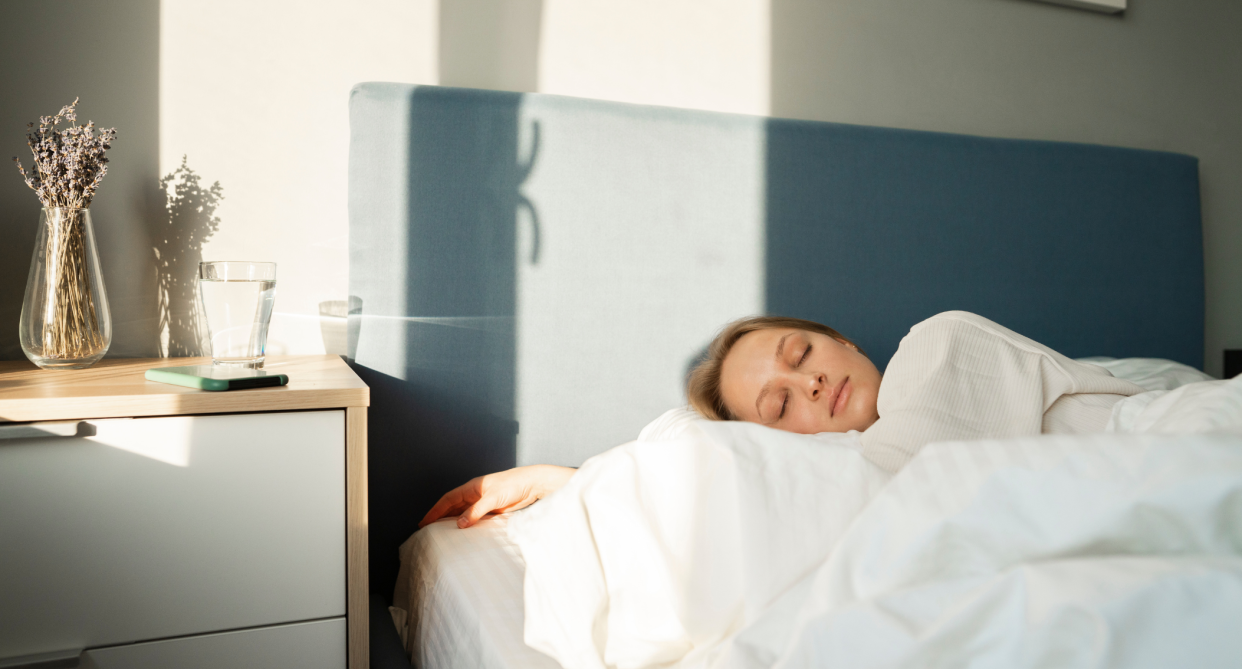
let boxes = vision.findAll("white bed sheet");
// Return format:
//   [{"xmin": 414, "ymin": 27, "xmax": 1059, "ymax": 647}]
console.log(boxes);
[{"xmin": 391, "ymin": 513, "xmax": 558, "ymax": 669}]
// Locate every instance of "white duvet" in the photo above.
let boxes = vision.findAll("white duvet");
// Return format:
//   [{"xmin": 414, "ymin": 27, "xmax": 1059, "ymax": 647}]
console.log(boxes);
[{"xmin": 510, "ymin": 369, "xmax": 1242, "ymax": 668}]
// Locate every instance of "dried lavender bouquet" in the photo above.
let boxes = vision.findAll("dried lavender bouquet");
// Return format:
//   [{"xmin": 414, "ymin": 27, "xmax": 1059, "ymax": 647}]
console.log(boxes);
[
  {"xmin": 12, "ymin": 99, "xmax": 117, "ymax": 365},
  {"xmin": 13, "ymin": 98, "xmax": 116, "ymax": 208}
]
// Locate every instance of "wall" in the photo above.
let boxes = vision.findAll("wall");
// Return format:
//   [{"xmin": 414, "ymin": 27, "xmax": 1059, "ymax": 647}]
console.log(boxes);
[
  {"xmin": 436, "ymin": 0, "xmax": 769, "ymax": 115},
  {"xmin": 768, "ymin": 0, "xmax": 1242, "ymax": 376},
  {"xmin": 538, "ymin": 0, "xmax": 770, "ymax": 115}
]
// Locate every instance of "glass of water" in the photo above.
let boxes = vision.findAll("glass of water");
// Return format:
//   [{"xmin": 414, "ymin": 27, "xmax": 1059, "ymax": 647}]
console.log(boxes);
[{"xmin": 198, "ymin": 261, "xmax": 277, "ymax": 368}]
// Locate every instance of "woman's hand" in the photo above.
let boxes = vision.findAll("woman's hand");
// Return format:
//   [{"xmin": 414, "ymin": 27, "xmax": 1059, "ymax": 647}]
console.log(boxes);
[{"xmin": 419, "ymin": 464, "xmax": 576, "ymax": 529}]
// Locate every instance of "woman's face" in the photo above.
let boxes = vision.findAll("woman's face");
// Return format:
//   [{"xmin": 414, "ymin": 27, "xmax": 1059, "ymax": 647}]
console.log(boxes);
[{"xmin": 720, "ymin": 328, "xmax": 881, "ymax": 434}]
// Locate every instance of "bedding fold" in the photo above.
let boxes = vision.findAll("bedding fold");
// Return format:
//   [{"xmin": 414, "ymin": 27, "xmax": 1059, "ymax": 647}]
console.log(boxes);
[{"xmin": 511, "ymin": 424, "xmax": 889, "ymax": 669}]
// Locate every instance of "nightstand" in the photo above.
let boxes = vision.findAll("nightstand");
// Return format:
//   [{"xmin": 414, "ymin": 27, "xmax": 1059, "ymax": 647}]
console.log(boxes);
[{"xmin": 0, "ymin": 356, "xmax": 369, "ymax": 669}]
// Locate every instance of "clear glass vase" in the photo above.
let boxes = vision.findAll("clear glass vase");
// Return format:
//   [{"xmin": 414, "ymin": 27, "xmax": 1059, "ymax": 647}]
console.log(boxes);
[{"xmin": 19, "ymin": 207, "xmax": 112, "ymax": 369}]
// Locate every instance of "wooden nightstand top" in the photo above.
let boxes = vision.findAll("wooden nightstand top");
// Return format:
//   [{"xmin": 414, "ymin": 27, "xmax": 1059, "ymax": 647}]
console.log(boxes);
[{"xmin": 0, "ymin": 355, "xmax": 369, "ymax": 423}]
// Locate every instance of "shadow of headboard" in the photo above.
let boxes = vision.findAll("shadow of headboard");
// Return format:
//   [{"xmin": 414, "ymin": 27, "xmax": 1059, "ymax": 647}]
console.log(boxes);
[{"xmin": 348, "ymin": 83, "xmax": 1203, "ymax": 597}]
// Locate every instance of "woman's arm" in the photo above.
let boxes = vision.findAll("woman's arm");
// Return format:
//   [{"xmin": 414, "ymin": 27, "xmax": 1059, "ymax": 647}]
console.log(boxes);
[{"xmin": 419, "ymin": 464, "xmax": 576, "ymax": 529}]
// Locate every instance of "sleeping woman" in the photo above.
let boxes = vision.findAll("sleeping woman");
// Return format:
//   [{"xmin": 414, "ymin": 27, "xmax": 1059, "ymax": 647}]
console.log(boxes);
[{"xmin": 420, "ymin": 310, "xmax": 1146, "ymax": 529}]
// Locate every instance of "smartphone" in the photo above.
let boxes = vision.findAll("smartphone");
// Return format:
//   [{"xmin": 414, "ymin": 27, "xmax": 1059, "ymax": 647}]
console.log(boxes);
[{"xmin": 144, "ymin": 365, "xmax": 289, "ymax": 391}]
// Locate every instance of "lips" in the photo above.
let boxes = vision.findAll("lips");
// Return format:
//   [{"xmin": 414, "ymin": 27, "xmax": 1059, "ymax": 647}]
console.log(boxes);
[{"xmin": 830, "ymin": 376, "xmax": 849, "ymax": 417}]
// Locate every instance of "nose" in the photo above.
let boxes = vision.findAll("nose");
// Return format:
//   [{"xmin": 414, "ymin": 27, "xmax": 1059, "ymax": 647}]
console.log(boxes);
[{"xmin": 805, "ymin": 372, "xmax": 826, "ymax": 400}]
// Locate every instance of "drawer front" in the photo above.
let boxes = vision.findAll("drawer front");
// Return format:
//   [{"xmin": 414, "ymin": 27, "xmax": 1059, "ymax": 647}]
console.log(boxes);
[
  {"xmin": 80, "ymin": 617, "xmax": 346, "ymax": 669},
  {"xmin": 0, "ymin": 411, "xmax": 345, "ymax": 660}
]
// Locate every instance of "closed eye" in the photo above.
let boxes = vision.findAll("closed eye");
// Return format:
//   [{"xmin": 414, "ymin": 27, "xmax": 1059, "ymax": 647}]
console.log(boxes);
[
  {"xmin": 797, "ymin": 344, "xmax": 812, "ymax": 367},
  {"xmin": 779, "ymin": 393, "xmax": 788, "ymax": 419}
]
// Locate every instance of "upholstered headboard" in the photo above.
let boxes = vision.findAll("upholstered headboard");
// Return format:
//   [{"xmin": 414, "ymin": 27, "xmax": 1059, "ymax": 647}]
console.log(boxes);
[{"xmin": 348, "ymin": 83, "xmax": 1202, "ymax": 596}]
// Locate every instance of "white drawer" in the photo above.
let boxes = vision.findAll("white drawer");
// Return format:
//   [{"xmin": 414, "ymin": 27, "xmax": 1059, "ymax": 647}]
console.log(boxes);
[
  {"xmin": 0, "ymin": 411, "xmax": 345, "ymax": 661},
  {"xmin": 80, "ymin": 617, "xmax": 345, "ymax": 669}
]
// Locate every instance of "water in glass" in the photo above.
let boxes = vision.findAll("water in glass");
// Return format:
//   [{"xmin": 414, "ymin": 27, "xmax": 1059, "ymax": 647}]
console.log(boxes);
[{"xmin": 198, "ymin": 261, "xmax": 276, "ymax": 368}]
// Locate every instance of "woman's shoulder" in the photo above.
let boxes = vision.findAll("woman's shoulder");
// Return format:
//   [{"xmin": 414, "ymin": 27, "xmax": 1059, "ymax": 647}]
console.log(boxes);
[
  {"xmin": 904, "ymin": 311, "xmax": 1073, "ymax": 363},
  {"xmin": 911, "ymin": 310, "xmax": 999, "ymax": 332},
  {"xmin": 906, "ymin": 311, "xmax": 1010, "ymax": 342}
]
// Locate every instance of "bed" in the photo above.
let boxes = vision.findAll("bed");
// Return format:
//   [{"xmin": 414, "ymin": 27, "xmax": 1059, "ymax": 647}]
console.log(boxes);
[
  {"xmin": 387, "ymin": 359, "xmax": 1234, "ymax": 669},
  {"xmin": 346, "ymin": 84, "xmax": 1210, "ymax": 667},
  {"xmin": 390, "ymin": 514, "xmax": 556, "ymax": 669}
]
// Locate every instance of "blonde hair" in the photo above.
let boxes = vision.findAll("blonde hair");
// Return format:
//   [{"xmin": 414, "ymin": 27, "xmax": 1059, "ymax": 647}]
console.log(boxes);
[{"xmin": 686, "ymin": 316, "xmax": 863, "ymax": 421}]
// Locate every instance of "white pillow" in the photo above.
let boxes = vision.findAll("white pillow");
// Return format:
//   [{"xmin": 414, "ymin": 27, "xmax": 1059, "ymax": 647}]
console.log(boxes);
[
  {"xmin": 637, "ymin": 406, "xmax": 866, "ymax": 450},
  {"xmin": 636, "ymin": 406, "xmax": 704, "ymax": 441}
]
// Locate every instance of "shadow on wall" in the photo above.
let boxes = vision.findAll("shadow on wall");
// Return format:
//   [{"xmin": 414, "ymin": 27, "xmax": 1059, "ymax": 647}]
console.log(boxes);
[
  {"xmin": 439, "ymin": 0, "xmax": 542, "ymax": 93},
  {"xmin": 350, "ymin": 87, "xmax": 541, "ymax": 599},
  {"xmin": 152, "ymin": 157, "xmax": 221, "ymax": 357}
]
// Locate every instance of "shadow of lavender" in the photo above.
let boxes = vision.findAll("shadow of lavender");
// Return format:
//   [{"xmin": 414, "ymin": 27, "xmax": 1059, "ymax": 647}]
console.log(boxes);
[{"xmin": 152, "ymin": 156, "xmax": 221, "ymax": 357}]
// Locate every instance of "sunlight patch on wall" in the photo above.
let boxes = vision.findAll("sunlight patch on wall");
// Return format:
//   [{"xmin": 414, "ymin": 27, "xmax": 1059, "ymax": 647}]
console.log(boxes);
[
  {"xmin": 159, "ymin": 0, "xmax": 438, "ymax": 356},
  {"xmin": 539, "ymin": 0, "xmax": 770, "ymax": 116}
]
